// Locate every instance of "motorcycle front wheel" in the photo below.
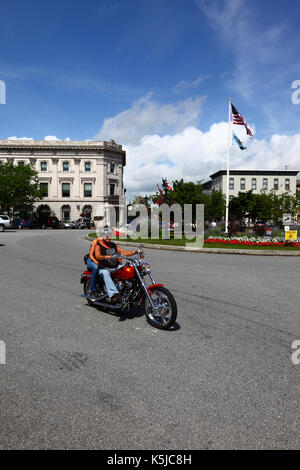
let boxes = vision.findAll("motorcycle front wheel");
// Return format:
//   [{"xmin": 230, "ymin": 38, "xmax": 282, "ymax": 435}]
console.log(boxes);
[{"xmin": 143, "ymin": 286, "xmax": 177, "ymax": 330}]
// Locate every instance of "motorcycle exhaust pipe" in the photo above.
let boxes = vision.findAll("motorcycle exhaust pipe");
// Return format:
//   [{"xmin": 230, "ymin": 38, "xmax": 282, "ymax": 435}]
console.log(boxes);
[
  {"xmin": 89, "ymin": 299, "xmax": 123, "ymax": 309},
  {"xmin": 81, "ymin": 294, "xmax": 123, "ymax": 309}
]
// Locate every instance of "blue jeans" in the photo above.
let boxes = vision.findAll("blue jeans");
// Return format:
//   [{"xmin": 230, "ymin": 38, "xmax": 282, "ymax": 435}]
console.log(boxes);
[
  {"xmin": 87, "ymin": 257, "xmax": 118, "ymax": 298},
  {"xmin": 99, "ymin": 268, "xmax": 118, "ymax": 298},
  {"xmin": 87, "ymin": 258, "xmax": 99, "ymax": 292}
]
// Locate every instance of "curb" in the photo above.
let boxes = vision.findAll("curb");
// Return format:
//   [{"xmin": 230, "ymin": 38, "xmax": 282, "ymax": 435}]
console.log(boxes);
[{"xmin": 84, "ymin": 235, "xmax": 300, "ymax": 256}]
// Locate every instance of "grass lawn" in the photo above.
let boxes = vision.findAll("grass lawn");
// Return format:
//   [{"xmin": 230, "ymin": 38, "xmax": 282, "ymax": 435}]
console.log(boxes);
[{"xmin": 88, "ymin": 233, "xmax": 300, "ymax": 250}]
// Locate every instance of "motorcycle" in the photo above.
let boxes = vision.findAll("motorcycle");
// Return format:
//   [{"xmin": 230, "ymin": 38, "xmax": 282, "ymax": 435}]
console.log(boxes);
[{"xmin": 80, "ymin": 246, "xmax": 177, "ymax": 330}]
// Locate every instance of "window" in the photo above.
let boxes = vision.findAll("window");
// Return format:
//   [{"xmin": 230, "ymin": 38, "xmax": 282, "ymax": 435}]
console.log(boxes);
[
  {"xmin": 62, "ymin": 205, "xmax": 70, "ymax": 222},
  {"xmin": 18, "ymin": 161, "xmax": 25, "ymax": 166},
  {"xmin": 40, "ymin": 183, "xmax": 48, "ymax": 197},
  {"xmin": 41, "ymin": 161, "xmax": 47, "ymax": 172},
  {"xmin": 229, "ymin": 178, "xmax": 234, "ymax": 190},
  {"xmin": 240, "ymin": 178, "xmax": 245, "ymax": 190},
  {"xmin": 252, "ymin": 178, "xmax": 257, "ymax": 190},
  {"xmin": 62, "ymin": 183, "xmax": 70, "ymax": 197},
  {"xmin": 109, "ymin": 183, "xmax": 115, "ymax": 195},
  {"xmin": 85, "ymin": 162, "xmax": 91, "ymax": 172},
  {"xmin": 274, "ymin": 178, "xmax": 279, "ymax": 190},
  {"xmin": 84, "ymin": 183, "xmax": 92, "ymax": 197},
  {"xmin": 63, "ymin": 161, "xmax": 69, "ymax": 172},
  {"xmin": 110, "ymin": 163, "xmax": 115, "ymax": 173},
  {"xmin": 0, "ymin": 160, "xmax": 2, "ymax": 166},
  {"xmin": 285, "ymin": 178, "xmax": 290, "ymax": 191},
  {"xmin": 263, "ymin": 178, "xmax": 268, "ymax": 190}
]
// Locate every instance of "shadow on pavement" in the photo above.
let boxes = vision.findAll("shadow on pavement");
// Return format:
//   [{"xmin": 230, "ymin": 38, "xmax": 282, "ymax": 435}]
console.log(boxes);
[{"xmin": 84, "ymin": 303, "xmax": 180, "ymax": 330}]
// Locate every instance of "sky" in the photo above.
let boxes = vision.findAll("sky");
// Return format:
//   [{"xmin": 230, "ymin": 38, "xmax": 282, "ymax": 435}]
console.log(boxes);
[{"xmin": 0, "ymin": 0, "xmax": 300, "ymax": 200}]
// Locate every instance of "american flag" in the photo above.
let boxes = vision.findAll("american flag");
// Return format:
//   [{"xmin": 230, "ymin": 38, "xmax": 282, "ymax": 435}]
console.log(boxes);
[
  {"xmin": 162, "ymin": 178, "xmax": 174, "ymax": 192},
  {"xmin": 165, "ymin": 180, "xmax": 174, "ymax": 191},
  {"xmin": 231, "ymin": 103, "xmax": 253, "ymax": 139}
]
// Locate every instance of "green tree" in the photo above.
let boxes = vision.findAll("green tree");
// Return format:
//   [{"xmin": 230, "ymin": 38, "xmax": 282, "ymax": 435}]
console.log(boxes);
[
  {"xmin": 229, "ymin": 190, "xmax": 255, "ymax": 224},
  {"xmin": 0, "ymin": 162, "xmax": 45, "ymax": 214},
  {"xmin": 130, "ymin": 195, "xmax": 152, "ymax": 208},
  {"xmin": 270, "ymin": 192, "xmax": 298, "ymax": 225},
  {"xmin": 249, "ymin": 191, "xmax": 273, "ymax": 223},
  {"xmin": 171, "ymin": 179, "xmax": 211, "ymax": 222},
  {"xmin": 209, "ymin": 190, "xmax": 226, "ymax": 221}
]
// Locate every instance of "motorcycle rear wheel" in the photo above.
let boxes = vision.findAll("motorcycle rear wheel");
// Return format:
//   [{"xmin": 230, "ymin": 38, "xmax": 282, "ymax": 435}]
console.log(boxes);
[
  {"xmin": 83, "ymin": 279, "xmax": 106, "ymax": 307},
  {"xmin": 143, "ymin": 286, "xmax": 177, "ymax": 330}
]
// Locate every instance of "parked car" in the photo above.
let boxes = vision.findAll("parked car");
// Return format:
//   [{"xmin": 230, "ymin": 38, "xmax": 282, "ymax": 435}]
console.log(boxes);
[
  {"xmin": 32, "ymin": 216, "xmax": 60, "ymax": 229},
  {"xmin": 73, "ymin": 217, "xmax": 93, "ymax": 229},
  {"xmin": 62, "ymin": 221, "xmax": 72, "ymax": 229},
  {"xmin": 0, "ymin": 214, "xmax": 13, "ymax": 232},
  {"xmin": 70, "ymin": 220, "xmax": 78, "ymax": 229},
  {"xmin": 12, "ymin": 217, "xmax": 33, "ymax": 229}
]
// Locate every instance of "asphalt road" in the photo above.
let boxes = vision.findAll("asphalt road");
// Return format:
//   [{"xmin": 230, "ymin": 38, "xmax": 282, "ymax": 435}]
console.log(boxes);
[{"xmin": 0, "ymin": 229, "xmax": 299, "ymax": 450}]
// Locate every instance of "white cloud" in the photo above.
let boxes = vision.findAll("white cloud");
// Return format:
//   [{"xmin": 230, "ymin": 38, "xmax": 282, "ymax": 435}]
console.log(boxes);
[
  {"xmin": 195, "ymin": 0, "xmax": 296, "ymax": 100},
  {"xmin": 95, "ymin": 93, "xmax": 205, "ymax": 145},
  {"xmin": 94, "ymin": 93, "xmax": 299, "ymax": 200},
  {"xmin": 174, "ymin": 74, "xmax": 210, "ymax": 93},
  {"xmin": 44, "ymin": 136, "xmax": 60, "ymax": 141},
  {"xmin": 124, "ymin": 124, "xmax": 300, "ymax": 201},
  {"xmin": 7, "ymin": 136, "xmax": 33, "ymax": 140}
]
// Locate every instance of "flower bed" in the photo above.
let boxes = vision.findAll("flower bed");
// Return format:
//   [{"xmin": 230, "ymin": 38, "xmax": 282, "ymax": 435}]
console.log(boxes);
[{"xmin": 205, "ymin": 236, "xmax": 300, "ymax": 247}]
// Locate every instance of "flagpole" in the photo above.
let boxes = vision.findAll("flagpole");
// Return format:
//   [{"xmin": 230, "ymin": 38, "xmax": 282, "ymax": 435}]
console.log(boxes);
[{"xmin": 225, "ymin": 97, "xmax": 232, "ymax": 234}]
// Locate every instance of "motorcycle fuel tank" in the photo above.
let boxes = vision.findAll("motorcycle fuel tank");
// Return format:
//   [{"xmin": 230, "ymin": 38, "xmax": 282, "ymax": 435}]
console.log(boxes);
[{"xmin": 113, "ymin": 265, "xmax": 135, "ymax": 280}]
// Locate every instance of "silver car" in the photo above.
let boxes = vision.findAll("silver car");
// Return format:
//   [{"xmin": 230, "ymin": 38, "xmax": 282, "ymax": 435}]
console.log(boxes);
[{"xmin": 0, "ymin": 215, "xmax": 12, "ymax": 232}]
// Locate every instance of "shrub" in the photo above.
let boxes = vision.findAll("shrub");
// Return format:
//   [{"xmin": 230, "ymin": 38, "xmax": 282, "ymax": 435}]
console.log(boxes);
[
  {"xmin": 206, "ymin": 229, "xmax": 222, "ymax": 237},
  {"xmin": 271, "ymin": 229, "xmax": 284, "ymax": 239},
  {"xmin": 254, "ymin": 225, "xmax": 265, "ymax": 236}
]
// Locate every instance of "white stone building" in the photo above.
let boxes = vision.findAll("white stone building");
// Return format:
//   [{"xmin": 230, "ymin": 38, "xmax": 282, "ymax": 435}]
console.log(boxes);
[
  {"xmin": 202, "ymin": 169, "xmax": 299, "ymax": 198},
  {"xmin": 0, "ymin": 139, "xmax": 126, "ymax": 225}
]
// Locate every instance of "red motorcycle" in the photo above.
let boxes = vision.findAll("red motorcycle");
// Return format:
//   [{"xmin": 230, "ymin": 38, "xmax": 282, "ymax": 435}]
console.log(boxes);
[{"xmin": 80, "ymin": 247, "xmax": 177, "ymax": 330}]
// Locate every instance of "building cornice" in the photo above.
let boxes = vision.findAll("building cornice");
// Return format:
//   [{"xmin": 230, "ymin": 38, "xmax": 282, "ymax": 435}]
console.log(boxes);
[
  {"xmin": 210, "ymin": 169, "xmax": 299, "ymax": 178},
  {"xmin": 0, "ymin": 139, "xmax": 126, "ymax": 165}
]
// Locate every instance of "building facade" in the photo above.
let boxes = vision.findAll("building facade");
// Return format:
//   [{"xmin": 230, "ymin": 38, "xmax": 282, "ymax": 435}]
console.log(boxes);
[
  {"xmin": 202, "ymin": 169, "xmax": 299, "ymax": 198},
  {"xmin": 0, "ymin": 139, "xmax": 126, "ymax": 225}
]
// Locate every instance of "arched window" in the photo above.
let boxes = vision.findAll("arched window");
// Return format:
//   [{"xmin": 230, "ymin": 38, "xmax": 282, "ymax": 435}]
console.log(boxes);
[
  {"xmin": 82, "ymin": 205, "xmax": 92, "ymax": 218},
  {"xmin": 36, "ymin": 204, "xmax": 51, "ymax": 217},
  {"xmin": 61, "ymin": 205, "xmax": 71, "ymax": 222}
]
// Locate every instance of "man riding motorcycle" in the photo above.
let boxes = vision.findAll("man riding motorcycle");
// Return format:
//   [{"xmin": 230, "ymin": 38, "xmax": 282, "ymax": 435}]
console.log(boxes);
[{"xmin": 87, "ymin": 225, "xmax": 139, "ymax": 304}]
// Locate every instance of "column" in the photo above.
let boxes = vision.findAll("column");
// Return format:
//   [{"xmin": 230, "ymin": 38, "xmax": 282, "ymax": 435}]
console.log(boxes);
[{"xmin": 51, "ymin": 158, "xmax": 58, "ymax": 198}]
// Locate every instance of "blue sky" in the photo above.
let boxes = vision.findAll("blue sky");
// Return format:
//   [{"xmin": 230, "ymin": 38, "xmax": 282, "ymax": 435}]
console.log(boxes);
[{"xmin": 0, "ymin": 0, "xmax": 300, "ymax": 196}]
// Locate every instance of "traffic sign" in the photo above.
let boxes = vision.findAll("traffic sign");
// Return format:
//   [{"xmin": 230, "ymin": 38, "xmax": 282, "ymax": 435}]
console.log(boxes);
[
  {"xmin": 283, "ymin": 213, "xmax": 292, "ymax": 225},
  {"xmin": 285, "ymin": 230, "xmax": 297, "ymax": 240}
]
